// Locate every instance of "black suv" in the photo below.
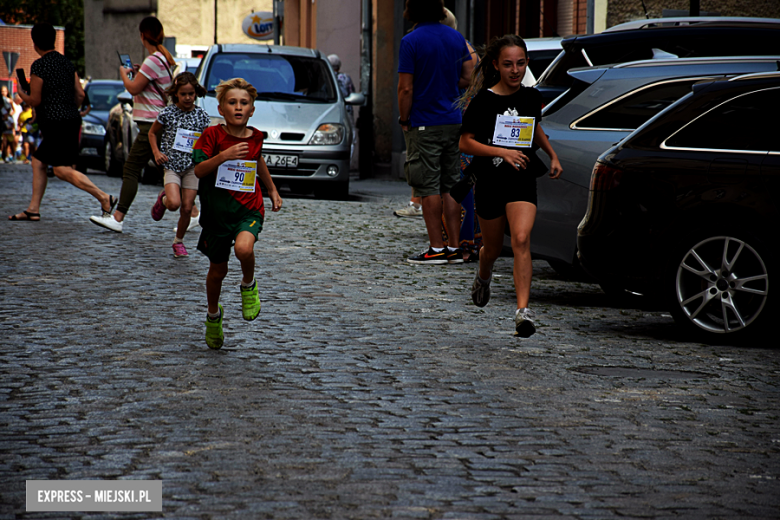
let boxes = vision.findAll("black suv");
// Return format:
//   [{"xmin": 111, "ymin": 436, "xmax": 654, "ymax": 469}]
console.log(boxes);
[
  {"xmin": 536, "ymin": 17, "xmax": 780, "ymax": 104},
  {"xmin": 577, "ymin": 72, "xmax": 779, "ymax": 340}
]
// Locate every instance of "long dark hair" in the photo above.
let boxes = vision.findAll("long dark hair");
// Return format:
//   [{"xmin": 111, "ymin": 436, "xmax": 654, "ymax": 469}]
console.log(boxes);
[
  {"xmin": 139, "ymin": 16, "xmax": 175, "ymax": 67},
  {"xmin": 460, "ymin": 34, "xmax": 528, "ymax": 106}
]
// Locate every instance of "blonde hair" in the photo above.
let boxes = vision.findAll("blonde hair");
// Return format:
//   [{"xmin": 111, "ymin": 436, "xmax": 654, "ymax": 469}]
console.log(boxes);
[{"xmin": 215, "ymin": 78, "xmax": 258, "ymax": 105}]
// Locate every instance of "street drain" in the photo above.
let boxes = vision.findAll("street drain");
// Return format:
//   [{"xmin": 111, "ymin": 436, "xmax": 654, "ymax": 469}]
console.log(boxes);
[{"xmin": 573, "ymin": 366, "xmax": 717, "ymax": 379}]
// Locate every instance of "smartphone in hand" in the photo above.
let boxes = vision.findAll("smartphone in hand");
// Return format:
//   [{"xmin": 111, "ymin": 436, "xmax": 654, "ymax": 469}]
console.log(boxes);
[
  {"xmin": 16, "ymin": 69, "xmax": 30, "ymax": 94},
  {"xmin": 117, "ymin": 51, "xmax": 133, "ymax": 79}
]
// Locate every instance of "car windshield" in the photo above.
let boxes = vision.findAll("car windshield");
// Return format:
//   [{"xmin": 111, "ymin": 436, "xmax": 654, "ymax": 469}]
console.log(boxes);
[
  {"xmin": 204, "ymin": 53, "xmax": 336, "ymax": 103},
  {"xmin": 85, "ymin": 84, "xmax": 126, "ymax": 111}
]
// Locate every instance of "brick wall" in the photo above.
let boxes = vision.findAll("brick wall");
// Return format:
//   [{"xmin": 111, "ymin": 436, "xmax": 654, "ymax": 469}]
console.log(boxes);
[
  {"xmin": 573, "ymin": 0, "xmax": 588, "ymax": 34},
  {"xmin": 607, "ymin": 0, "xmax": 780, "ymax": 28},
  {"xmin": 0, "ymin": 25, "xmax": 66, "ymax": 93}
]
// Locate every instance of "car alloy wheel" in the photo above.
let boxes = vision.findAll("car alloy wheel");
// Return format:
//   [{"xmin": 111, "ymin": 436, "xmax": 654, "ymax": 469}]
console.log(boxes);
[{"xmin": 675, "ymin": 236, "xmax": 769, "ymax": 335}]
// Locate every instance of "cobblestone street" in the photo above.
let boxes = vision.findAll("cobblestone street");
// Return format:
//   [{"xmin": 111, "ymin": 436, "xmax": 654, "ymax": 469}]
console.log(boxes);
[{"xmin": 1, "ymin": 163, "xmax": 779, "ymax": 519}]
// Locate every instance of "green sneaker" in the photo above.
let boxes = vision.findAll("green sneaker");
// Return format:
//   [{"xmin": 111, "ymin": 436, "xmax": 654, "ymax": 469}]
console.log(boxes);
[
  {"xmin": 205, "ymin": 304, "xmax": 224, "ymax": 349},
  {"xmin": 240, "ymin": 281, "xmax": 261, "ymax": 321}
]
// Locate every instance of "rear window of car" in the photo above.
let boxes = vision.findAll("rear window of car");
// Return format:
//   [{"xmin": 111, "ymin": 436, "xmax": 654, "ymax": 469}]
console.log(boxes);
[
  {"xmin": 573, "ymin": 79, "xmax": 704, "ymax": 131},
  {"xmin": 204, "ymin": 53, "xmax": 336, "ymax": 103},
  {"xmin": 85, "ymin": 84, "xmax": 125, "ymax": 111},
  {"xmin": 665, "ymin": 87, "xmax": 780, "ymax": 152},
  {"xmin": 527, "ymin": 49, "xmax": 562, "ymax": 79}
]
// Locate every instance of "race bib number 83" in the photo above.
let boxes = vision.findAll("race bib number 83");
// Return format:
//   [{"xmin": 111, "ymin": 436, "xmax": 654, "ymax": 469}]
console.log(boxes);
[
  {"xmin": 216, "ymin": 160, "xmax": 257, "ymax": 193},
  {"xmin": 493, "ymin": 115, "xmax": 535, "ymax": 148}
]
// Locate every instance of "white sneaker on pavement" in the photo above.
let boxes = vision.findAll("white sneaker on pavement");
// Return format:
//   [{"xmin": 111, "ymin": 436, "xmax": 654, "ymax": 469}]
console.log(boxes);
[
  {"xmin": 90, "ymin": 214, "xmax": 123, "ymax": 233},
  {"xmin": 393, "ymin": 202, "xmax": 423, "ymax": 217},
  {"xmin": 515, "ymin": 308, "xmax": 537, "ymax": 338}
]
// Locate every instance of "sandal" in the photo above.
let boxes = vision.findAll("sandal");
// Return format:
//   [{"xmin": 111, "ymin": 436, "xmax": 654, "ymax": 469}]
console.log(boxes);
[
  {"xmin": 101, "ymin": 195, "xmax": 118, "ymax": 216},
  {"xmin": 9, "ymin": 210, "xmax": 40, "ymax": 221},
  {"xmin": 463, "ymin": 247, "xmax": 480, "ymax": 263}
]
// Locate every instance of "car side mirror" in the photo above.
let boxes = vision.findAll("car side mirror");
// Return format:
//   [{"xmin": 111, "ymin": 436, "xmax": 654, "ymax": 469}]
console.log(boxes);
[
  {"xmin": 345, "ymin": 92, "xmax": 365, "ymax": 106},
  {"xmin": 117, "ymin": 90, "xmax": 133, "ymax": 105}
]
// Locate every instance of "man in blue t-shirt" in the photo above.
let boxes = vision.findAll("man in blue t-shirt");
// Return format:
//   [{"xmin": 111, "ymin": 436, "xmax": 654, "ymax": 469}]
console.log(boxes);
[{"xmin": 398, "ymin": 0, "xmax": 473, "ymax": 265}]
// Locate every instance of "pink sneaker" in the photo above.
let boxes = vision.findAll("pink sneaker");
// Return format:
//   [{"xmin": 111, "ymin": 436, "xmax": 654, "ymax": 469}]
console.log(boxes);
[
  {"xmin": 151, "ymin": 190, "xmax": 166, "ymax": 221},
  {"xmin": 172, "ymin": 242, "xmax": 188, "ymax": 258}
]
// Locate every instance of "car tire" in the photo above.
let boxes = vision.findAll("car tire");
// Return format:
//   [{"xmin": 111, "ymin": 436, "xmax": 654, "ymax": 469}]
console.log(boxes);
[
  {"xmin": 666, "ymin": 229, "xmax": 773, "ymax": 341},
  {"xmin": 105, "ymin": 139, "xmax": 122, "ymax": 177}
]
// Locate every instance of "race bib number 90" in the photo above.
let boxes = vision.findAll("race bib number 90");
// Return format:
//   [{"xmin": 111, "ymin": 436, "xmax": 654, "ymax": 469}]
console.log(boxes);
[
  {"xmin": 492, "ymin": 115, "xmax": 535, "ymax": 148},
  {"xmin": 216, "ymin": 160, "xmax": 257, "ymax": 193}
]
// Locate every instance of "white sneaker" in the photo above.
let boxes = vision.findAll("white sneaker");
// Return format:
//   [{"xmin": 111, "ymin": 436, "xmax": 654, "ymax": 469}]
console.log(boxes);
[
  {"xmin": 514, "ymin": 308, "xmax": 537, "ymax": 338},
  {"xmin": 174, "ymin": 215, "xmax": 200, "ymax": 233},
  {"xmin": 90, "ymin": 214, "xmax": 123, "ymax": 233},
  {"xmin": 393, "ymin": 202, "xmax": 423, "ymax": 217}
]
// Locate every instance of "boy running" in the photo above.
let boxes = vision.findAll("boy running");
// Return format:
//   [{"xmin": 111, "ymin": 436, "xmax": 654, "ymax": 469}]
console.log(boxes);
[{"xmin": 193, "ymin": 78, "xmax": 282, "ymax": 349}]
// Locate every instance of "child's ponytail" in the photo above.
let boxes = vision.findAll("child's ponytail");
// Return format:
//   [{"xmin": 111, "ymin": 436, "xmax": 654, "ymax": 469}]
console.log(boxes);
[{"xmin": 139, "ymin": 16, "xmax": 176, "ymax": 68}]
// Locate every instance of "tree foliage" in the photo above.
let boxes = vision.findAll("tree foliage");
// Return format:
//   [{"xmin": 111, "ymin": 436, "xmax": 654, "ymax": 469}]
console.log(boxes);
[{"xmin": 0, "ymin": 0, "xmax": 84, "ymax": 76}]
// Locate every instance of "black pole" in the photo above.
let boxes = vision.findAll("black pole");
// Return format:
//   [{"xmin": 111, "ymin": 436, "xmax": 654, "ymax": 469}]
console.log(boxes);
[
  {"xmin": 690, "ymin": 0, "xmax": 700, "ymax": 16},
  {"xmin": 214, "ymin": 0, "xmax": 218, "ymax": 44},
  {"xmin": 358, "ymin": 0, "xmax": 373, "ymax": 179}
]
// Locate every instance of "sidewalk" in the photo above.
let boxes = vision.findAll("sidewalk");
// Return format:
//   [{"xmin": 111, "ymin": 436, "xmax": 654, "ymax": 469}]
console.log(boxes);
[{"xmin": 348, "ymin": 173, "xmax": 411, "ymax": 203}]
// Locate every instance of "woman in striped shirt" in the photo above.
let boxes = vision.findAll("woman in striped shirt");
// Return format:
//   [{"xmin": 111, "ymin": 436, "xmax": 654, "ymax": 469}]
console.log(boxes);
[{"xmin": 90, "ymin": 16, "xmax": 175, "ymax": 233}]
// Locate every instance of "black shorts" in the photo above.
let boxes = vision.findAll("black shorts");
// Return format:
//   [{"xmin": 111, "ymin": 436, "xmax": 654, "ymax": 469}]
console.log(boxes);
[
  {"xmin": 474, "ymin": 170, "xmax": 537, "ymax": 221},
  {"xmin": 197, "ymin": 214, "xmax": 264, "ymax": 265},
  {"xmin": 33, "ymin": 118, "xmax": 81, "ymax": 167}
]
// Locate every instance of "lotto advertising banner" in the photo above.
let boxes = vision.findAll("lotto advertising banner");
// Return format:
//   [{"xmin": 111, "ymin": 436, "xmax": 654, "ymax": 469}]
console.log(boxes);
[{"xmin": 242, "ymin": 12, "xmax": 274, "ymax": 40}]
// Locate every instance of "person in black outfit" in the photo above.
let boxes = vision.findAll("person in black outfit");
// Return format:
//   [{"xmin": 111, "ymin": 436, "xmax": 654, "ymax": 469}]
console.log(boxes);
[
  {"xmin": 459, "ymin": 34, "xmax": 562, "ymax": 338},
  {"xmin": 9, "ymin": 23, "xmax": 115, "ymax": 222}
]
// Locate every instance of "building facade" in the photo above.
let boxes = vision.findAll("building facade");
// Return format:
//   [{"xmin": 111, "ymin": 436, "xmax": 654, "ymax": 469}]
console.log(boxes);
[{"xmin": 83, "ymin": 0, "xmax": 272, "ymax": 80}]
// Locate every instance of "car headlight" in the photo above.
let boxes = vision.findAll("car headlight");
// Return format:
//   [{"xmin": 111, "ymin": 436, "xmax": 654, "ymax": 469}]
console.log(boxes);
[
  {"xmin": 308, "ymin": 124, "xmax": 344, "ymax": 145},
  {"xmin": 82, "ymin": 121, "xmax": 106, "ymax": 136}
]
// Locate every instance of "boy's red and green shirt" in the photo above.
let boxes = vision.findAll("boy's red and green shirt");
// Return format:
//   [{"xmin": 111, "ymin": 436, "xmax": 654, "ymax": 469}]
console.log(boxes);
[{"xmin": 193, "ymin": 125, "xmax": 266, "ymax": 229}]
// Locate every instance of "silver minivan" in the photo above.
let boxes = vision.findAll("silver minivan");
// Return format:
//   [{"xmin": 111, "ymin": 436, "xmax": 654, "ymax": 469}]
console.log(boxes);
[{"xmin": 196, "ymin": 44, "xmax": 364, "ymax": 199}]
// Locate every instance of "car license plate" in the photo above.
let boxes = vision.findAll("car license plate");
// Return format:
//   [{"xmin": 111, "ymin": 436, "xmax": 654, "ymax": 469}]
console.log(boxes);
[{"xmin": 263, "ymin": 154, "xmax": 299, "ymax": 168}]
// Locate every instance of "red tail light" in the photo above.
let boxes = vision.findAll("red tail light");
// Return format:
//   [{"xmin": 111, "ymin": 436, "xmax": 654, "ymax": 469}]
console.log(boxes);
[{"xmin": 589, "ymin": 163, "xmax": 623, "ymax": 191}]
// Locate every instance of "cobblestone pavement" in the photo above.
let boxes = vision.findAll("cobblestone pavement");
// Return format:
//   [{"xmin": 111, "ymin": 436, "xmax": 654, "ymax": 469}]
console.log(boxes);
[{"xmin": 1, "ymin": 163, "xmax": 779, "ymax": 519}]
